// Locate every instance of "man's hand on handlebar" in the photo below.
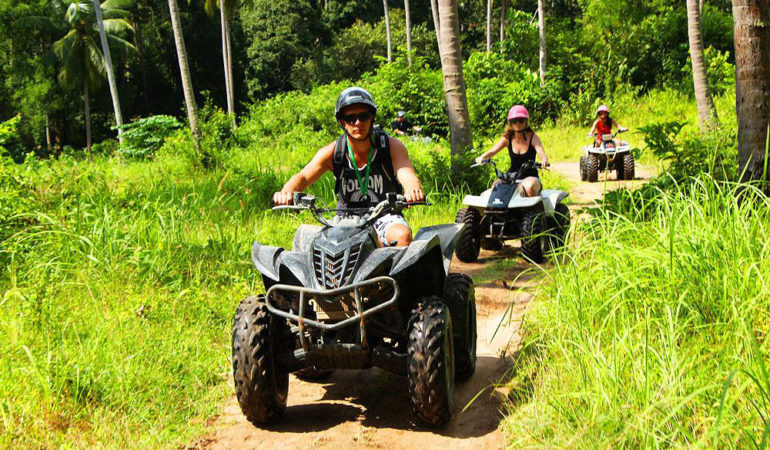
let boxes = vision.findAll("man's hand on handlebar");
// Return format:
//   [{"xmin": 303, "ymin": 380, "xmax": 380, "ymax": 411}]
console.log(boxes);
[
  {"xmin": 403, "ymin": 187, "xmax": 425, "ymax": 203},
  {"xmin": 272, "ymin": 190, "xmax": 294, "ymax": 206}
]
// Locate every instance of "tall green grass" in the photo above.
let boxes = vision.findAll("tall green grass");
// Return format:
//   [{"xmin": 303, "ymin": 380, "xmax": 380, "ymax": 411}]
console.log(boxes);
[{"xmin": 503, "ymin": 177, "xmax": 769, "ymax": 447}]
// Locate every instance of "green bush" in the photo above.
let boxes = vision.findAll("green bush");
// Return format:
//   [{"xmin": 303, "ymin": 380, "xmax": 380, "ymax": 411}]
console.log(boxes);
[
  {"xmin": 681, "ymin": 47, "xmax": 735, "ymax": 96},
  {"xmin": 117, "ymin": 115, "xmax": 182, "ymax": 159}
]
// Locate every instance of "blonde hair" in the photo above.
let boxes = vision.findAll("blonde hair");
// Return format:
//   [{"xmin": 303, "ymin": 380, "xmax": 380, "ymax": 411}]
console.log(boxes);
[{"xmin": 501, "ymin": 120, "xmax": 533, "ymax": 141}]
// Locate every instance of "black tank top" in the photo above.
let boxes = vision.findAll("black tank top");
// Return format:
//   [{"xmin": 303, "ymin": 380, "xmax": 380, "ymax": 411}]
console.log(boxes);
[
  {"xmin": 332, "ymin": 130, "xmax": 403, "ymax": 209},
  {"xmin": 507, "ymin": 132, "xmax": 537, "ymax": 173}
]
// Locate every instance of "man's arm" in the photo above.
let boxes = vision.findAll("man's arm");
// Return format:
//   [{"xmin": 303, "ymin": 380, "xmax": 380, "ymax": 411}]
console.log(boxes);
[
  {"xmin": 389, "ymin": 137, "xmax": 424, "ymax": 202},
  {"xmin": 272, "ymin": 142, "xmax": 335, "ymax": 205}
]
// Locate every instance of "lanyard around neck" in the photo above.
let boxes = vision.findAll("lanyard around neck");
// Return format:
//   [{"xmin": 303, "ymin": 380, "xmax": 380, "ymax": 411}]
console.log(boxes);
[{"xmin": 346, "ymin": 134, "xmax": 375, "ymax": 199}]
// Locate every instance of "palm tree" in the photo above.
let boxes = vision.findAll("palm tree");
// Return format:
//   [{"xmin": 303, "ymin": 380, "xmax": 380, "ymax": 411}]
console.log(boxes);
[
  {"xmin": 732, "ymin": 0, "xmax": 770, "ymax": 188},
  {"xmin": 499, "ymin": 0, "xmax": 506, "ymax": 54},
  {"xmin": 51, "ymin": 0, "xmax": 135, "ymax": 152},
  {"xmin": 383, "ymin": 0, "xmax": 392, "ymax": 62},
  {"xmin": 486, "ymin": 0, "xmax": 492, "ymax": 52},
  {"xmin": 438, "ymin": 0, "xmax": 473, "ymax": 174},
  {"xmin": 92, "ymin": 0, "xmax": 133, "ymax": 144},
  {"xmin": 687, "ymin": 0, "xmax": 718, "ymax": 130},
  {"xmin": 430, "ymin": 0, "xmax": 441, "ymax": 55},
  {"xmin": 404, "ymin": 0, "xmax": 412, "ymax": 65},
  {"xmin": 204, "ymin": 0, "xmax": 243, "ymax": 129},
  {"xmin": 167, "ymin": 0, "xmax": 201, "ymax": 149},
  {"xmin": 538, "ymin": 0, "xmax": 546, "ymax": 86}
]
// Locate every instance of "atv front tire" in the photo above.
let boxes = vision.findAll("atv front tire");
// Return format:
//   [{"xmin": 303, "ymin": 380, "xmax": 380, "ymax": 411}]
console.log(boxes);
[
  {"xmin": 586, "ymin": 154, "xmax": 599, "ymax": 182},
  {"xmin": 520, "ymin": 209, "xmax": 545, "ymax": 263},
  {"xmin": 455, "ymin": 208, "xmax": 481, "ymax": 262},
  {"xmin": 579, "ymin": 155, "xmax": 588, "ymax": 181},
  {"xmin": 622, "ymin": 153, "xmax": 635, "ymax": 180},
  {"xmin": 544, "ymin": 203, "xmax": 570, "ymax": 254},
  {"xmin": 232, "ymin": 295, "xmax": 290, "ymax": 425},
  {"xmin": 443, "ymin": 274, "xmax": 477, "ymax": 380},
  {"xmin": 408, "ymin": 299, "xmax": 455, "ymax": 427}
]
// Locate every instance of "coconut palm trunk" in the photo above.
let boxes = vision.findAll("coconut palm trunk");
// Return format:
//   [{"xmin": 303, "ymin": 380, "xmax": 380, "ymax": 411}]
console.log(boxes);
[
  {"xmin": 430, "ymin": 0, "xmax": 441, "ymax": 55},
  {"xmin": 687, "ymin": 0, "xmax": 718, "ymax": 130},
  {"xmin": 499, "ymin": 0, "xmax": 506, "ymax": 54},
  {"xmin": 383, "ymin": 0, "xmax": 392, "ymax": 62},
  {"xmin": 438, "ymin": 0, "xmax": 473, "ymax": 174},
  {"xmin": 167, "ymin": 0, "xmax": 201, "ymax": 149},
  {"xmin": 92, "ymin": 0, "xmax": 124, "ymax": 143},
  {"xmin": 219, "ymin": 0, "xmax": 235, "ymax": 128},
  {"xmin": 732, "ymin": 0, "xmax": 770, "ymax": 188},
  {"xmin": 486, "ymin": 0, "xmax": 492, "ymax": 52},
  {"xmin": 405, "ymin": 0, "xmax": 412, "ymax": 65},
  {"xmin": 84, "ymin": 77, "xmax": 92, "ymax": 153},
  {"xmin": 538, "ymin": 0, "xmax": 546, "ymax": 86}
]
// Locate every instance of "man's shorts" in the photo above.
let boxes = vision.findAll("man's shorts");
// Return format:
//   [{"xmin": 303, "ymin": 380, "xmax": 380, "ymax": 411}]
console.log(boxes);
[{"xmin": 373, "ymin": 213, "xmax": 410, "ymax": 246}]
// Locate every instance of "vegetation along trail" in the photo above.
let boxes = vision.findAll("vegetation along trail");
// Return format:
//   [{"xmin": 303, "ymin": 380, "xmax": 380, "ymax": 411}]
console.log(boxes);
[{"xmin": 198, "ymin": 250, "xmax": 537, "ymax": 449}]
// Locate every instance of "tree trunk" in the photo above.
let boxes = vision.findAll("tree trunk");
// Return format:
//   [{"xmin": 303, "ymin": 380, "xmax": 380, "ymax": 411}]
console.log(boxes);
[
  {"xmin": 93, "ymin": 0, "xmax": 124, "ymax": 144},
  {"xmin": 84, "ymin": 78, "xmax": 91, "ymax": 153},
  {"xmin": 687, "ymin": 0, "xmax": 718, "ymax": 130},
  {"xmin": 167, "ymin": 0, "xmax": 201, "ymax": 149},
  {"xmin": 225, "ymin": 17, "xmax": 235, "ymax": 126},
  {"xmin": 538, "ymin": 0, "xmax": 546, "ymax": 86},
  {"xmin": 733, "ymin": 0, "xmax": 770, "ymax": 188},
  {"xmin": 383, "ymin": 0, "xmax": 392, "ymax": 62},
  {"xmin": 438, "ymin": 0, "xmax": 473, "ymax": 174},
  {"xmin": 219, "ymin": 0, "xmax": 235, "ymax": 129},
  {"xmin": 486, "ymin": 0, "xmax": 492, "ymax": 52},
  {"xmin": 499, "ymin": 0, "xmax": 506, "ymax": 54},
  {"xmin": 45, "ymin": 115, "xmax": 51, "ymax": 153},
  {"xmin": 430, "ymin": 0, "xmax": 441, "ymax": 55},
  {"xmin": 405, "ymin": 0, "xmax": 412, "ymax": 65}
]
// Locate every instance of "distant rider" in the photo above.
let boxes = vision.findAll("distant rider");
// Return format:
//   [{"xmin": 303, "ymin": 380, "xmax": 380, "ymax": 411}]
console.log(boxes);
[
  {"xmin": 589, "ymin": 105, "xmax": 627, "ymax": 147},
  {"xmin": 272, "ymin": 87, "xmax": 425, "ymax": 247},
  {"xmin": 390, "ymin": 110, "xmax": 412, "ymax": 136},
  {"xmin": 474, "ymin": 105, "xmax": 549, "ymax": 197}
]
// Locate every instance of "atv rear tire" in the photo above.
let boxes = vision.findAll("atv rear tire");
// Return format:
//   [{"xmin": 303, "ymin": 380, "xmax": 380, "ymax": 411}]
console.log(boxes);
[
  {"xmin": 520, "ymin": 209, "xmax": 545, "ymax": 263},
  {"xmin": 586, "ymin": 154, "xmax": 599, "ymax": 182},
  {"xmin": 232, "ymin": 295, "xmax": 290, "ymax": 425},
  {"xmin": 622, "ymin": 153, "xmax": 635, "ymax": 180},
  {"xmin": 408, "ymin": 299, "xmax": 454, "ymax": 427},
  {"xmin": 579, "ymin": 155, "xmax": 588, "ymax": 181},
  {"xmin": 455, "ymin": 208, "xmax": 481, "ymax": 262},
  {"xmin": 544, "ymin": 203, "xmax": 570, "ymax": 254},
  {"xmin": 480, "ymin": 237, "xmax": 503, "ymax": 250},
  {"xmin": 443, "ymin": 274, "xmax": 477, "ymax": 380},
  {"xmin": 294, "ymin": 367, "xmax": 334, "ymax": 381}
]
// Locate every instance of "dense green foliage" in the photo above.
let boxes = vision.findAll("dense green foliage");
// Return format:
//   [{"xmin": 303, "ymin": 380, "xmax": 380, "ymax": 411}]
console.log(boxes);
[{"xmin": 117, "ymin": 115, "xmax": 181, "ymax": 158}]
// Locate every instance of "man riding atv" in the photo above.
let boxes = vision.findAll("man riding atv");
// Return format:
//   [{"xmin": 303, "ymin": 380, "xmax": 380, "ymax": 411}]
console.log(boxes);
[{"xmin": 273, "ymin": 87, "xmax": 425, "ymax": 247}]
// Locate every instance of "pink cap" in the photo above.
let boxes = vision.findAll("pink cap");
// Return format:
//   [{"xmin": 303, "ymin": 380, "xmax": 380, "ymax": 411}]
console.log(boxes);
[
  {"xmin": 597, "ymin": 105, "xmax": 610, "ymax": 114},
  {"xmin": 507, "ymin": 105, "xmax": 529, "ymax": 120}
]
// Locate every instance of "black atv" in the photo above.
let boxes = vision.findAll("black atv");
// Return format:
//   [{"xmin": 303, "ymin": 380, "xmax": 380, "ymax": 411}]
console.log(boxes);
[
  {"xmin": 232, "ymin": 193, "xmax": 477, "ymax": 427},
  {"xmin": 454, "ymin": 160, "xmax": 570, "ymax": 263}
]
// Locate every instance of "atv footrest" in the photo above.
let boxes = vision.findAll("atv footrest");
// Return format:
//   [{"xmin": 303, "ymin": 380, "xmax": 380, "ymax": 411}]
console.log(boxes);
[
  {"xmin": 265, "ymin": 276, "xmax": 399, "ymax": 349},
  {"xmin": 277, "ymin": 344, "xmax": 407, "ymax": 375}
]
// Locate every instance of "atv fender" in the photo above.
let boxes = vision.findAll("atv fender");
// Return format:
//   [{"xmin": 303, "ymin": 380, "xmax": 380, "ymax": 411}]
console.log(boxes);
[
  {"xmin": 251, "ymin": 242, "xmax": 283, "ymax": 281},
  {"xmin": 413, "ymin": 223, "xmax": 464, "ymax": 273},
  {"xmin": 462, "ymin": 192, "xmax": 490, "ymax": 209},
  {"xmin": 390, "ymin": 234, "xmax": 443, "ymax": 276},
  {"xmin": 540, "ymin": 190, "xmax": 569, "ymax": 215},
  {"xmin": 507, "ymin": 195, "xmax": 542, "ymax": 209},
  {"xmin": 352, "ymin": 247, "xmax": 405, "ymax": 283},
  {"xmin": 293, "ymin": 224, "xmax": 322, "ymax": 251}
]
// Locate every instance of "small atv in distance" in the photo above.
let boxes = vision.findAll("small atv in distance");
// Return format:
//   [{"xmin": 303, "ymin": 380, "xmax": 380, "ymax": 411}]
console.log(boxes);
[
  {"xmin": 232, "ymin": 193, "xmax": 476, "ymax": 428},
  {"xmin": 580, "ymin": 129, "xmax": 634, "ymax": 182},
  {"xmin": 455, "ymin": 160, "xmax": 570, "ymax": 264}
]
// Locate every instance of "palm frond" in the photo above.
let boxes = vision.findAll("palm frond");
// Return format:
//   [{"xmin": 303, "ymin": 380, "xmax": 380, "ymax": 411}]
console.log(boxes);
[
  {"xmin": 106, "ymin": 33, "xmax": 138, "ymax": 55},
  {"xmin": 84, "ymin": 37, "xmax": 106, "ymax": 89},
  {"xmin": 101, "ymin": 0, "xmax": 134, "ymax": 11},
  {"xmin": 102, "ymin": 7, "xmax": 131, "ymax": 20},
  {"xmin": 101, "ymin": 18, "xmax": 135, "ymax": 36}
]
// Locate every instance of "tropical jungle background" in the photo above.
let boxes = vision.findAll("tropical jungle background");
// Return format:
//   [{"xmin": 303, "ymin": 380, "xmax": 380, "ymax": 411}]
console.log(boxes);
[{"xmin": 0, "ymin": 0, "xmax": 768, "ymax": 447}]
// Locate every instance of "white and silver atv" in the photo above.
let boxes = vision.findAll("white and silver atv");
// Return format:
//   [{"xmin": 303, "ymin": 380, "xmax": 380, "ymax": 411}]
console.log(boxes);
[
  {"xmin": 454, "ymin": 160, "xmax": 570, "ymax": 264},
  {"xmin": 579, "ymin": 129, "xmax": 634, "ymax": 182}
]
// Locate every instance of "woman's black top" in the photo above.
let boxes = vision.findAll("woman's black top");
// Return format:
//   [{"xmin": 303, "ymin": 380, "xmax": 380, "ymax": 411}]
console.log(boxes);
[{"xmin": 507, "ymin": 132, "xmax": 537, "ymax": 175}]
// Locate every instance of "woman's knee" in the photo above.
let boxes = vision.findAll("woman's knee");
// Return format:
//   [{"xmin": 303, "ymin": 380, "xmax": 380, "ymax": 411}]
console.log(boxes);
[{"xmin": 385, "ymin": 224, "xmax": 412, "ymax": 246}]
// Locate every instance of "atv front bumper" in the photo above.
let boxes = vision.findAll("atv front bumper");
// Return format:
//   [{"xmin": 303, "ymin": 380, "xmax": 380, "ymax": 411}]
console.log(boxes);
[{"xmin": 265, "ymin": 276, "xmax": 399, "ymax": 349}]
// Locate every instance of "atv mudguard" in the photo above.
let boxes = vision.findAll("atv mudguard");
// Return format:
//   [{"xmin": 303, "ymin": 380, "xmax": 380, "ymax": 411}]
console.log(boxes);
[
  {"xmin": 293, "ymin": 224, "xmax": 322, "ymax": 251},
  {"xmin": 540, "ymin": 189, "xmax": 569, "ymax": 215}
]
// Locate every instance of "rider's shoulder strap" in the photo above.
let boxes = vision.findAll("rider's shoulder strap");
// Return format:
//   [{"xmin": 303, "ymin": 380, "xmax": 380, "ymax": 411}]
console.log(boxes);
[{"xmin": 332, "ymin": 134, "xmax": 347, "ymax": 179}]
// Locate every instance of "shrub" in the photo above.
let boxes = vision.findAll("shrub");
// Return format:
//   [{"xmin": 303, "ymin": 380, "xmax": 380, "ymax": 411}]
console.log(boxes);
[{"xmin": 117, "ymin": 115, "xmax": 182, "ymax": 159}]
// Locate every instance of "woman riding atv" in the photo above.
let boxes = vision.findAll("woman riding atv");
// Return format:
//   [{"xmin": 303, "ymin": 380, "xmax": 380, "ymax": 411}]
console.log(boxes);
[
  {"xmin": 589, "ymin": 105, "xmax": 627, "ymax": 147},
  {"xmin": 474, "ymin": 105, "xmax": 549, "ymax": 197}
]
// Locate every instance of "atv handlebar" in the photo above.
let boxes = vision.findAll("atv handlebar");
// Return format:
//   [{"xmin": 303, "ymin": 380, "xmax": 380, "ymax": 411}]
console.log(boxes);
[
  {"xmin": 273, "ymin": 192, "xmax": 429, "ymax": 227},
  {"xmin": 587, "ymin": 128, "xmax": 628, "ymax": 139}
]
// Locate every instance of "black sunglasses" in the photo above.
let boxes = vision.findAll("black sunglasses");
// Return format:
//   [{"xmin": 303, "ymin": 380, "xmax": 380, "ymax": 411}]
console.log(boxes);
[
  {"xmin": 341, "ymin": 111, "xmax": 372, "ymax": 125},
  {"xmin": 508, "ymin": 118, "xmax": 527, "ymax": 124}
]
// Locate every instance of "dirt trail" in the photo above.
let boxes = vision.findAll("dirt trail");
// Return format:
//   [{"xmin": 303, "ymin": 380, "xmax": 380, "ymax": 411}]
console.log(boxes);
[
  {"xmin": 551, "ymin": 161, "xmax": 656, "ymax": 205},
  {"xmin": 194, "ymin": 162, "xmax": 652, "ymax": 449}
]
